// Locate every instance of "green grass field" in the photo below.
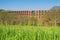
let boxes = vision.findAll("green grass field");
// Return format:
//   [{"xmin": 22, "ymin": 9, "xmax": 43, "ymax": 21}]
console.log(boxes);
[{"xmin": 0, "ymin": 25, "xmax": 60, "ymax": 40}]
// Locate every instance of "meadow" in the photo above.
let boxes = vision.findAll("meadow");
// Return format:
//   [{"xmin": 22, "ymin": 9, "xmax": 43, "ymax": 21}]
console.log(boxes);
[{"xmin": 0, "ymin": 25, "xmax": 60, "ymax": 40}]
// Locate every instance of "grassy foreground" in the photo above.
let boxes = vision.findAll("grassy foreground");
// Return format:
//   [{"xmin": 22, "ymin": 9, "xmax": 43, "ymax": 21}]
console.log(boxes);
[{"xmin": 0, "ymin": 25, "xmax": 60, "ymax": 40}]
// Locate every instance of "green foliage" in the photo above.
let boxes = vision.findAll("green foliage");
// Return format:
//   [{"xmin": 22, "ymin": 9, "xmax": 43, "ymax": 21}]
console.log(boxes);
[
  {"xmin": 40, "ymin": 11, "xmax": 60, "ymax": 26},
  {"xmin": 0, "ymin": 9, "xmax": 60, "ymax": 26},
  {"xmin": 0, "ymin": 25, "xmax": 60, "ymax": 40},
  {"xmin": 0, "ymin": 10, "xmax": 21, "ymax": 25},
  {"xmin": 32, "ymin": 11, "xmax": 35, "ymax": 16},
  {"xmin": 28, "ymin": 17, "xmax": 38, "ymax": 26}
]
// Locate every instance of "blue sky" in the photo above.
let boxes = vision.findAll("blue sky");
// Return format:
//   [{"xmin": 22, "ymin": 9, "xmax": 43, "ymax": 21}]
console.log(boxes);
[{"xmin": 0, "ymin": 0, "xmax": 60, "ymax": 10}]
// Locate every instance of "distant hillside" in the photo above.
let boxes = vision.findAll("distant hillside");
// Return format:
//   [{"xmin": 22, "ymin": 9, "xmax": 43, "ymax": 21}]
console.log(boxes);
[{"xmin": 50, "ymin": 6, "xmax": 60, "ymax": 11}]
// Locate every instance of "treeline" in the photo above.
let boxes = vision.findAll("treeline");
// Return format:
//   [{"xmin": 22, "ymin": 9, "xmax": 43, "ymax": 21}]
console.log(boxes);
[
  {"xmin": 0, "ymin": 10, "xmax": 37, "ymax": 26},
  {"xmin": 40, "ymin": 10, "xmax": 60, "ymax": 26},
  {"xmin": 0, "ymin": 8, "xmax": 60, "ymax": 26},
  {"xmin": 40, "ymin": 6, "xmax": 60, "ymax": 26},
  {"xmin": 0, "ymin": 10, "xmax": 20, "ymax": 25}
]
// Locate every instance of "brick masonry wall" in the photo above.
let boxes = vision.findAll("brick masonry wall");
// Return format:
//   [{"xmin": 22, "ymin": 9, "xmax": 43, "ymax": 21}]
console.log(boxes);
[{"xmin": 8, "ymin": 10, "xmax": 49, "ymax": 19}]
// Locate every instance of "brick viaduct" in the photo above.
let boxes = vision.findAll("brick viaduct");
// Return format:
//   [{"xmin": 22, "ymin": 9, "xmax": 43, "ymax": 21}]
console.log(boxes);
[{"xmin": 9, "ymin": 10, "xmax": 49, "ymax": 19}]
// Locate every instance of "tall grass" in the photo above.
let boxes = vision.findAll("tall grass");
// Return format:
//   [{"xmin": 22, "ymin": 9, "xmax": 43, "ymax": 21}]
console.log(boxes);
[{"xmin": 0, "ymin": 25, "xmax": 60, "ymax": 40}]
